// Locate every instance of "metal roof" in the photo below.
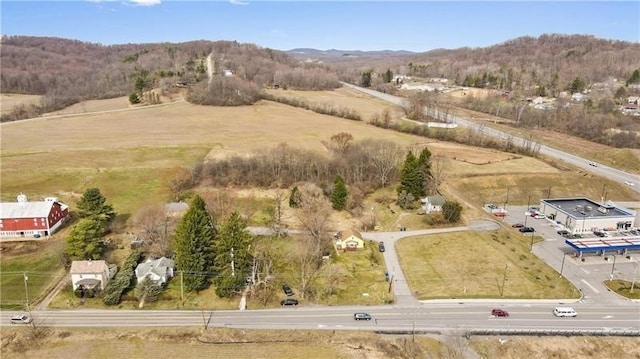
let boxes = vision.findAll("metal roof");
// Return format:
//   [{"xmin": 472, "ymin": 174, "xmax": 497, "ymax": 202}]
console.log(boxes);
[
  {"xmin": 542, "ymin": 198, "xmax": 634, "ymax": 219},
  {"xmin": 565, "ymin": 236, "xmax": 640, "ymax": 253},
  {"xmin": 0, "ymin": 201, "xmax": 68, "ymax": 219}
]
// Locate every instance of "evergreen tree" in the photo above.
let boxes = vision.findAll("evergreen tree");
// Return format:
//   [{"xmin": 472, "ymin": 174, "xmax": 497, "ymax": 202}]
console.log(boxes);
[
  {"xmin": 76, "ymin": 188, "xmax": 116, "ymax": 223},
  {"xmin": 64, "ymin": 218, "xmax": 106, "ymax": 260},
  {"xmin": 569, "ymin": 77, "xmax": 586, "ymax": 93},
  {"xmin": 331, "ymin": 175, "xmax": 348, "ymax": 210},
  {"xmin": 289, "ymin": 186, "xmax": 302, "ymax": 208},
  {"xmin": 383, "ymin": 69, "xmax": 394, "ymax": 83},
  {"xmin": 361, "ymin": 70, "xmax": 372, "ymax": 88},
  {"xmin": 397, "ymin": 151, "xmax": 424, "ymax": 201},
  {"xmin": 416, "ymin": 147, "xmax": 433, "ymax": 195},
  {"xmin": 627, "ymin": 69, "xmax": 640, "ymax": 86},
  {"xmin": 442, "ymin": 201, "xmax": 463, "ymax": 223},
  {"xmin": 135, "ymin": 277, "xmax": 163, "ymax": 303},
  {"xmin": 212, "ymin": 212, "xmax": 253, "ymax": 298},
  {"xmin": 173, "ymin": 195, "xmax": 216, "ymax": 292}
]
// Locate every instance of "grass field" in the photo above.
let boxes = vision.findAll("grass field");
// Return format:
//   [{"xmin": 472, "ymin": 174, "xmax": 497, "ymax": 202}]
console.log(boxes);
[
  {"xmin": 0, "ymin": 94, "xmax": 42, "ymax": 115},
  {"xmin": 396, "ymin": 230, "xmax": 579, "ymax": 299},
  {"xmin": 1, "ymin": 87, "xmax": 636, "ymax": 310}
]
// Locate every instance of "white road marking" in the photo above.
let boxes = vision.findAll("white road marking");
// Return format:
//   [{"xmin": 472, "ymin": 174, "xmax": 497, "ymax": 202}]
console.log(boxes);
[
  {"xmin": 581, "ymin": 279, "xmax": 600, "ymax": 293},
  {"xmin": 581, "ymin": 268, "xmax": 590, "ymax": 274}
]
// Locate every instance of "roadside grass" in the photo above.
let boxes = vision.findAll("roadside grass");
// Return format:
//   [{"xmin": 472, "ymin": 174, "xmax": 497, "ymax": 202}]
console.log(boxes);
[
  {"xmin": 0, "ymin": 240, "xmax": 66, "ymax": 309},
  {"xmin": 603, "ymin": 279, "xmax": 640, "ymax": 300},
  {"xmin": 316, "ymin": 241, "xmax": 391, "ymax": 306},
  {"xmin": 471, "ymin": 335, "xmax": 638, "ymax": 359},
  {"xmin": 396, "ymin": 229, "xmax": 579, "ymax": 299},
  {"xmin": 1, "ymin": 327, "xmax": 450, "ymax": 359}
]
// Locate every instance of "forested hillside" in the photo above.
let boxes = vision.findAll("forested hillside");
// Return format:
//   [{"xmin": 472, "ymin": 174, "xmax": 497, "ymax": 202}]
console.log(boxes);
[{"xmin": 0, "ymin": 36, "xmax": 339, "ymax": 121}]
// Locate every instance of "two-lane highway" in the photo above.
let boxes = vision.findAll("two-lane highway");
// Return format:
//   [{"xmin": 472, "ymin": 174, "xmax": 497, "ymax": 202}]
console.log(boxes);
[
  {"xmin": 4, "ymin": 303, "xmax": 638, "ymax": 334},
  {"xmin": 342, "ymin": 83, "xmax": 640, "ymax": 192}
]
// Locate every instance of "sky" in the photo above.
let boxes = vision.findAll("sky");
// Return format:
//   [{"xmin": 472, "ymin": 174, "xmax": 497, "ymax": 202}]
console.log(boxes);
[{"xmin": 1, "ymin": 1, "xmax": 638, "ymax": 52}]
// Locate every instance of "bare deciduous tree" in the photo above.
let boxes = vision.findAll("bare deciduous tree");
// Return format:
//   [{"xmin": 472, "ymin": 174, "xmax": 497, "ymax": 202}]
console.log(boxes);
[
  {"xmin": 362, "ymin": 139, "xmax": 404, "ymax": 188},
  {"xmin": 429, "ymin": 154, "xmax": 449, "ymax": 195},
  {"xmin": 133, "ymin": 204, "xmax": 174, "ymax": 257},
  {"xmin": 295, "ymin": 183, "xmax": 332, "ymax": 242}
]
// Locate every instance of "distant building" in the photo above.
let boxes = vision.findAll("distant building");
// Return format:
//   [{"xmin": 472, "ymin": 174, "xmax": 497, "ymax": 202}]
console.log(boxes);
[
  {"xmin": 334, "ymin": 229, "xmax": 365, "ymax": 251},
  {"xmin": 421, "ymin": 196, "xmax": 446, "ymax": 214},
  {"xmin": 0, "ymin": 194, "xmax": 69, "ymax": 238}
]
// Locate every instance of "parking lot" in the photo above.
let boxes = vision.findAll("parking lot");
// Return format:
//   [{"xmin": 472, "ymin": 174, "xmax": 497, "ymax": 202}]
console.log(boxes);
[{"xmin": 499, "ymin": 205, "xmax": 639, "ymax": 304}]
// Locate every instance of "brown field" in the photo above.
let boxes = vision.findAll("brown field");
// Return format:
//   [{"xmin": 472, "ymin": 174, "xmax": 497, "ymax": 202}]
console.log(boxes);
[
  {"xmin": 2, "ymin": 327, "xmax": 637, "ymax": 359},
  {"xmin": 264, "ymin": 86, "xmax": 401, "ymax": 120},
  {"xmin": 0, "ymin": 93, "xmax": 42, "ymax": 114}
]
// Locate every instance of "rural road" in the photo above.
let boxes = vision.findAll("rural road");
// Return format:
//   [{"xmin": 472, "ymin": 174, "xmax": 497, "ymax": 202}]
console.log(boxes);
[
  {"xmin": 3, "ymin": 304, "xmax": 638, "ymax": 335},
  {"xmin": 341, "ymin": 82, "xmax": 640, "ymax": 192}
]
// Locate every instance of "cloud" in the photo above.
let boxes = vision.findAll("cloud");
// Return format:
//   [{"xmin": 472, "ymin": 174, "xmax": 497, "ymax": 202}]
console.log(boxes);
[
  {"xmin": 128, "ymin": 0, "xmax": 162, "ymax": 6},
  {"xmin": 229, "ymin": 0, "xmax": 249, "ymax": 5}
]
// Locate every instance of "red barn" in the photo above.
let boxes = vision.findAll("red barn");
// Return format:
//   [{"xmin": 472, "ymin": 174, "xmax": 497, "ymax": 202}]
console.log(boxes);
[{"xmin": 0, "ymin": 194, "xmax": 69, "ymax": 239}]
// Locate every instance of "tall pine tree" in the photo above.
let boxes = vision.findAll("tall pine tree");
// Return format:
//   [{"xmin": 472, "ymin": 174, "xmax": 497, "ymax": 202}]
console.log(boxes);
[
  {"xmin": 417, "ymin": 147, "xmax": 433, "ymax": 195},
  {"xmin": 212, "ymin": 212, "xmax": 253, "ymax": 298},
  {"xmin": 397, "ymin": 151, "xmax": 424, "ymax": 200},
  {"xmin": 76, "ymin": 188, "xmax": 116, "ymax": 223},
  {"xmin": 331, "ymin": 175, "xmax": 348, "ymax": 210},
  {"xmin": 173, "ymin": 195, "xmax": 216, "ymax": 292}
]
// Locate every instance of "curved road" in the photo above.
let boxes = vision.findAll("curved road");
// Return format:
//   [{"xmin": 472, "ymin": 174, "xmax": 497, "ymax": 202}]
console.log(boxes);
[{"xmin": 341, "ymin": 82, "xmax": 640, "ymax": 191}]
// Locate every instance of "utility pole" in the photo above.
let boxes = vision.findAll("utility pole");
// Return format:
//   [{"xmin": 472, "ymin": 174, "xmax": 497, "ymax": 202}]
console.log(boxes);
[
  {"xmin": 23, "ymin": 272, "xmax": 29, "ymax": 310},
  {"xmin": 180, "ymin": 271, "xmax": 184, "ymax": 302},
  {"xmin": 524, "ymin": 195, "xmax": 531, "ymax": 227},
  {"xmin": 559, "ymin": 253, "xmax": 567, "ymax": 277},
  {"xmin": 500, "ymin": 264, "xmax": 508, "ymax": 297},
  {"xmin": 529, "ymin": 229, "xmax": 535, "ymax": 252},
  {"xmin": 610, "ymin": 255, "xmax": 617, "ymax": 281},
  {"xmin": 230, "ymin": 247, "xmax": 235, "ymax": 277}
]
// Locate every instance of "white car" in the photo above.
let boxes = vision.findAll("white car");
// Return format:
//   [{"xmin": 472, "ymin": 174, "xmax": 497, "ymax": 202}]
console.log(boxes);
[
  {"xmin": 624, "ymin": 181, "xmax": 635, "ymax": 186},
  {"xmin": 10, "ymin": 314, "xmax": 32, "ymax": 324}
]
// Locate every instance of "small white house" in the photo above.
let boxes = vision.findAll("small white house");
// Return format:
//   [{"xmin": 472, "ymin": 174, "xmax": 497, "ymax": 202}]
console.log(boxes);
[
  {"xmin": 421, "ymin": 195, "xmax": 446, "ymax": 214},
  {"xmin": 135, "ymin": 257, "xmax": 175, "ymax": 285},
  {"xmin": 70, "ymin": 260, "xmax": 117, "ymax": 291}
]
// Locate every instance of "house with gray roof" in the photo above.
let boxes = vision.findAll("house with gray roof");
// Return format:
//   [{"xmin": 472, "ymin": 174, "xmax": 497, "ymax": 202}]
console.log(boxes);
[
  {"xmin": 70, "ymin": 260, "xmax": 117, "ymax": 291},
  {"xmin": 421, "ymin": 195, "xmax": 446, "ymax": 214},
  {"xmin": 135, "ymin": 257, "xmax": 175, "ymax": 285}
]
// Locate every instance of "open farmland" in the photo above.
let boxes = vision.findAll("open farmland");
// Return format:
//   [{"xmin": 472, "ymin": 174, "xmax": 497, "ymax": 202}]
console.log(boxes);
[{"xmin": 0, "ymin": 94, "xmax": 42, "ymax": 115}]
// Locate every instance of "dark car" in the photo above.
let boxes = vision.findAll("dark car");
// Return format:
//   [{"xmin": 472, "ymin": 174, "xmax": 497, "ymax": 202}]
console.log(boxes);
[
  {"xmin": 378, "ymin": 241, "xmax": 385, "ymax": 252},
  {"xmin": 511, "ymin": 223, "xmax": 524, "ymax": 228},
  {"xmin": 384, "ymin": 271, "xmax": 390, "ymax": 282},
  {"xmin": 282, "ymin": 284, "xmax": 294, "ymax": 296},
  {"xmin": 280, "ymin": 298, "xmax": 298, "ymax": 306},
  {"xmin": 519, "ymin": 227, "xmax": 535, "ymax": 233},
  {"xmin": 491, "ymin": 308, "xmax": 509, "ymax": 317},
  {"xmin": 557, "ymin": 229, "xmax": 569, "ymax": 236},
  {"xmin": 353, "ymin": 313, "xmax": 372, "ymax": 321}
]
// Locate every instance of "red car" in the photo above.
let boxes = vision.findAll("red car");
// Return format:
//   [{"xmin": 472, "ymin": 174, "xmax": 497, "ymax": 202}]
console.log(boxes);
[
  {"xmin": 511, "ymin": 223, "xmax": 524, "ymax": 228},
  {"xmin": 491, "ymin": 308, "xmax": 509, "ymax": 317}
]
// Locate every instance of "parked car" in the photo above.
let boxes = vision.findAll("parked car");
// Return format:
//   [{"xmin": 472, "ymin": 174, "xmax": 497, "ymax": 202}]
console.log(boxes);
[
  {"xmin": 511, "ymin": 223, "xmax": 524, "ymax": 228},
  {"xmin": 282, "ymin": 284, "xmax": 294, "ymax": 296},
  {"xmin": 378, "ymin": 241, "xmax": 385, "ymax": 252},
  {"xmin": 353, "ymin": 313, "xmax": 372, "ymax": 321},
  {"xmin": 534, "ymin": 214, "xmax": 546, "ymax": 219},
  {"xmin": 557, "ymin": 229, "xmax": 569, "ymax": 236},
  {"xmin": 10, "ymin": 314, "xmax": 32, "ymax": 324},
  {"xmin": 519, "ymin": 227, "xmax": 535, "ymax": 233},
  {"xmin": 384, "ymin": 271, "xmax": 390, "ymax": 282},
  {"xmin": 593, "ymin": 231, "xmax": 608, "ymax": 238},
  {"xmin": 491, "ymin": 308, "xmax": 509, "ymax": 317},
  {"xmin": 280, "ymin": 298, "xmax": 298, "ymax": 306}
]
